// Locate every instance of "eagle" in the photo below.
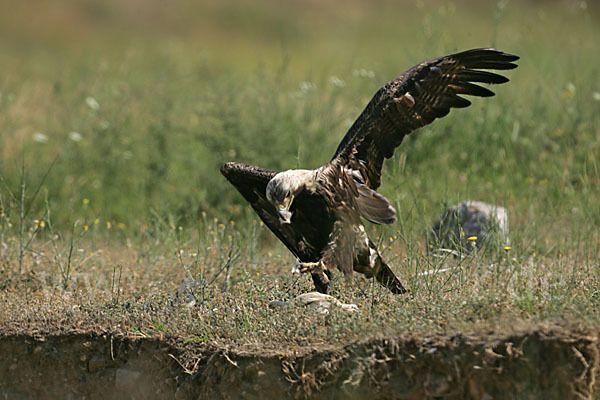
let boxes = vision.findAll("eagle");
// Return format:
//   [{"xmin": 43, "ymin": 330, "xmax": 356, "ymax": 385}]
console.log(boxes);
[{"xmin": 220, "ymin": 48, "xmax": 518, "ymax": 294}]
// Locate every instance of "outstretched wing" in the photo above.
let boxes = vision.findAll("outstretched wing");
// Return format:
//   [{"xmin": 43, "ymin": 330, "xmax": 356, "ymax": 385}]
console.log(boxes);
[
  {"xmin": 331, "ymin": 48, "xmax": 519, "ymax": 190},
  {"xmin": 220, "ymin": 162, "xmax": 334, "ymax": 262}
]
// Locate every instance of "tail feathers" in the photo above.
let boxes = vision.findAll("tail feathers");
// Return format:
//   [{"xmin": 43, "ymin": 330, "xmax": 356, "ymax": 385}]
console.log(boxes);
[{"xmin": 374, "ymin": 258, "xmax": 407, "ymax": 294}]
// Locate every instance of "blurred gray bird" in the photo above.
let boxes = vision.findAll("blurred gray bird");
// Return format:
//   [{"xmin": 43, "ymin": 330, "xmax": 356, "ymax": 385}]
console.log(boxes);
[{"xmin": 429, "ymin": 201, "xmax": 509, "ymax": 254}]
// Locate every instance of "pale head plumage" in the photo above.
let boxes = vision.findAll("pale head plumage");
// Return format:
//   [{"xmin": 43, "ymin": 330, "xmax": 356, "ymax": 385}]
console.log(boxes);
[{"xmin": 266, "ymin": 169, "xmax": 316, "ymax": 223}]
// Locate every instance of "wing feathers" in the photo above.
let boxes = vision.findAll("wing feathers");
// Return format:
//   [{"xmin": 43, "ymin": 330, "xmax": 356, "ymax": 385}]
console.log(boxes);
[
  {"xmin": 356, "ymin": 184, "xmax": 397, "ymax": 225},
  {"xmin": 455, "ymin": 48, "xmax": 519, "ymax": 65},
  {"xmin": 464, "ymin": 60, "xmax": 519, "ymax": 70},
  {"xmin": 453, "ymin": 70, "xmax": 510, "ymax": 84},
  {"xmin": 448, "ymin": 82, "xmax": 495, "ymax": 97},
  {"xmin": 437, "ymin": 93, "xmax": 471, "ymax": 108},
  {"xmin": 332, "ymin": 48, "xmax": 518, "ymax": 190},
  {"xmin": 220, "ymin": 162, "xmax": 277, "ymax": 203},
  {"xmin": 220, "ymin": 162, "xmax": 332, "ymax": 262}
]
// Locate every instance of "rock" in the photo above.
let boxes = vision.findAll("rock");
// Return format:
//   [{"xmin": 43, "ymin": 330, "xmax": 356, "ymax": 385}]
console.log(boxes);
[
  {"xmin": 268, "ymin": 300, "xmax": 288, "ymax": 309},
  {"xmin": 429, "ymin": 201, "xmax": 509, "ymax": 253}
]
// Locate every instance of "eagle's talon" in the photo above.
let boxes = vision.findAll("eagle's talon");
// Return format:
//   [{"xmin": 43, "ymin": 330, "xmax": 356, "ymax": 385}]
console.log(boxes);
[
  {"xmin": 292, "ymin": 259, "xmax": 302, "ymax": 275},
  {"xmin": 294, "ymin": 261, "xmax": 323, "ymax": 274}
]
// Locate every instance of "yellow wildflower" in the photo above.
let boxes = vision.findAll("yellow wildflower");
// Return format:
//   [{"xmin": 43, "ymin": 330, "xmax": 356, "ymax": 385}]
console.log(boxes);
[
  {"xmin": 82, "ymin": 198, "xmax": 90, "ymax": 205},
  {"xmin": 504, "ymin": 246, "xmax": 512, "ymax": 251},
  {"xmin": 467, "ymin": 236, "xmax": 478, "ymax": 241},
  {"xmin": 562, "ymin": 82, "xmax": 575, "ymax": 98},
  {"xmin": 84, "ymin": 225, "xmax": 89, "ymax": 231}
]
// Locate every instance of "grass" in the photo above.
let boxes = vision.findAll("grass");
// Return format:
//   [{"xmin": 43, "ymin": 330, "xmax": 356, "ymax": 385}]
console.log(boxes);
[{"xmin": 0, "ymin": 0, "xmax": 600, "ymax": 356}]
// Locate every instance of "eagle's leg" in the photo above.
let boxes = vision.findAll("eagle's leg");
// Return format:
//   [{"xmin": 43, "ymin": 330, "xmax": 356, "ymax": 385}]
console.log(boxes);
[
  {"xmin": 355, "ymin": 241, "xmax": 407, "ymax": 294},
  {"xmin": 295, "ymin": 261, "xmax": 322, "ymax": 274},
  {"xmin": 293, "ymin": 260, "xmax": 332, "ymax": 294},
  {"xmin": 311, "ymin": 269, "xmax": 332, "ymax": 294}
]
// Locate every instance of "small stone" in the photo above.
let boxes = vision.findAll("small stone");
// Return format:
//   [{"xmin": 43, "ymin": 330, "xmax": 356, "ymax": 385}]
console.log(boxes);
[{"xmin": 268, "ymin": 300, "xmax": 287, "ymax": 309}]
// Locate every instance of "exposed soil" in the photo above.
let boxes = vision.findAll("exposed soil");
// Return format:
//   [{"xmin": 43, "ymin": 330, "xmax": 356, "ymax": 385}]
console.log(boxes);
[{"xmin": 0, "ymin": 326, "xmax": 598, "ymax": 399}]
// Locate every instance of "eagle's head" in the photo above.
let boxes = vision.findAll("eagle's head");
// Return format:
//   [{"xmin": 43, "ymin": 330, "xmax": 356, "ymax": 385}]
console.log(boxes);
[{"xmin": 266, "ymin": 169, "xmax": 315, "ymax": 224}]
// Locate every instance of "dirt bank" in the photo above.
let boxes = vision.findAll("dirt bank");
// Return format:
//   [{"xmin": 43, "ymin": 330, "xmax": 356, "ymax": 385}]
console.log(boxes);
[{"xmin": 0, "ymin": 327, "xmax": 597, "ymax": 399}]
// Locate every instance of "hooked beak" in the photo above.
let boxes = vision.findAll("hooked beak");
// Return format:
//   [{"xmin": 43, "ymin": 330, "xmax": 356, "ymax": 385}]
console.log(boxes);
[{"xmin": 277, "ymin": 195, "xmax": 294, "ymax": 224}]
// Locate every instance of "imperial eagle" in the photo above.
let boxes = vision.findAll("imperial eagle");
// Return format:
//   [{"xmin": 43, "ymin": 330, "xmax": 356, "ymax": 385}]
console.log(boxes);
[{"xmin": 220, "ymin": 48, "xmax": 518, "ymax": 294}]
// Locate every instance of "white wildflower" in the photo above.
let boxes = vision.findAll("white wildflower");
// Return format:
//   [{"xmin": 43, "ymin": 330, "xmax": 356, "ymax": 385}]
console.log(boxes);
[
  {"xmin": 85, "ymin": 96, "xmax": 99, "ymax": 111},
  {"xmin": 294, "ymin": 81, "xmax": 316, "ymax": 98},
  {"xmin": 329, "ymin": 76, "xmax": 346, "ymax": 87},
  {"xmin": 353, "ymin": 69, "xmax": 375, "ymax": 79},
  {"xmin": 299, "ymin": 81, "xmax": 314, "ymax": 92},
  {"xmin": 33, "ymin": 132, "xmax": 48, "ymax": 143},
  {"xmin": 68, "ymin": 131, "xmax": 82, "ymax": 142}
]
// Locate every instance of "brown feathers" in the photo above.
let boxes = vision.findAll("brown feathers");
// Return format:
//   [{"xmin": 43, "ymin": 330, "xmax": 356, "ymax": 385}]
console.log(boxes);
[
  {"xmin": 355, "ymin": 183, "xmax": 397, "ymax": 225},
  {"xmin": 220, "ymin": 48, "xmax": 518, "ymax": 295},
  {"xmin": 332, "ymin": 48, "xmax": 518, "ymax": 191}
]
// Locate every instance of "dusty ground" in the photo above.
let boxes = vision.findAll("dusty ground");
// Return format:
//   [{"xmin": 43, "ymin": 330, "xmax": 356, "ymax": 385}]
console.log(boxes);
[
  {"xmin": 1, "ymin": 325, "xmax": 597, "ymax": 399},
  {"xmin": 1, "ymin": 237, "xmax": 599, "ymax": 399}
]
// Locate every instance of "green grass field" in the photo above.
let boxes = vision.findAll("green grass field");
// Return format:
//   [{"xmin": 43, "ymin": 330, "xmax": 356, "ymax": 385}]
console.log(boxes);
[{"xmin": 1, "ymin": 1, "xmax": 600, "ymax": 395}]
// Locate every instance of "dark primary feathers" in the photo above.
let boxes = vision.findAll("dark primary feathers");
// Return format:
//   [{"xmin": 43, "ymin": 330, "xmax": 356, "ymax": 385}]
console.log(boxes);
[
  {"xmin": 332, "ymin": 48, "xmax": 519, "ymax": 190},
  {"xmin": 220, "ymin": 162, "xmax": 334, "ymax": 263}
]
